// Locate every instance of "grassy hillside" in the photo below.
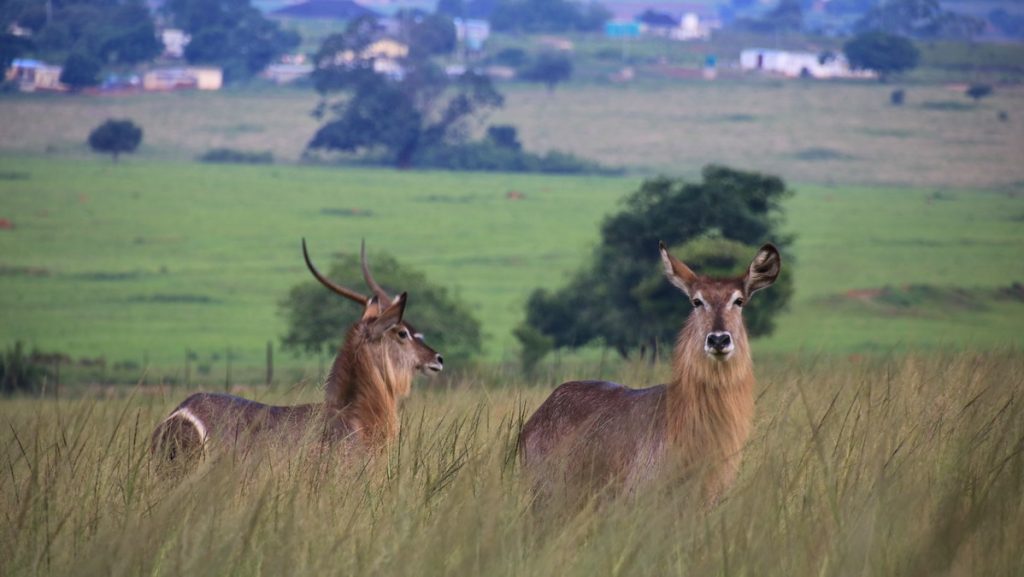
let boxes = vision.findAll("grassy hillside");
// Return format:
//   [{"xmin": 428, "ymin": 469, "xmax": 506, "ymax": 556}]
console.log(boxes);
[
  {"xmin": 0, "ymin": 156, "xmax": 1022, "ymax": 380},
  {"xmin": 0, "ymin": 80, "xmax": 1021, "ymax": 189}
]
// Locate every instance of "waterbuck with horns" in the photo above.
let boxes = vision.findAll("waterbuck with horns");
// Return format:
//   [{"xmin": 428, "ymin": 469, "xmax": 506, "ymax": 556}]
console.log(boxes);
[
  {"xmin": 150, "ymin": 240, "xmax": 444, "ymax": 468},
  {"xmin": 519, "ymin": 242, "xmax": 781, "ymax": 506}
]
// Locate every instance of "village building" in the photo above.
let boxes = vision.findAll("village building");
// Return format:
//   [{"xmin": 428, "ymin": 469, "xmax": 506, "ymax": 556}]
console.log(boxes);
[
  {"xmin": 142, "ymin": 66, "xmax": 223, "ymax": 91},
  {"xmin": 263, "ymin": 63, "xmax": 314, "ymax": 84},
  {"xmin": 740, "ymin": 48, "xmax": 876, "ymax": 79},
  {"xmin": 6, "ymin": 59, "xmax": 65, "ymax": 92},
  {"xmin": 328, "ymin": 38, "xmax": 410, "ymax": 79}
]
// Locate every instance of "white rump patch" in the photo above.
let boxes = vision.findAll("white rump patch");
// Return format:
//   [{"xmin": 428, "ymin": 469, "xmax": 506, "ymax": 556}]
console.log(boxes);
[{"xmin": 168, "ymin": 407, "xmax": 208, "ymax": 445}]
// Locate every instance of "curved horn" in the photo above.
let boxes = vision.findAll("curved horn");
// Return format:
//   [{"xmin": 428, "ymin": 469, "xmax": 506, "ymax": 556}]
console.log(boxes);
[
  {"xmin": 302, "ymin": 239, "xmax": 367, "ymax": 305},
  {"xmin": 360, "ymin": 239, "xmax": 393, "ymax": 306}
]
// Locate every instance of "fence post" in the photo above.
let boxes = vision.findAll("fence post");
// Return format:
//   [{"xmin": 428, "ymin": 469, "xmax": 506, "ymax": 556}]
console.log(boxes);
[
  {"xmin": 265, "ymin": 341, "xmax": 273, "ymax": 387},
  {"xmin": 224, "ymin": 347, "xmax": 231, "ymax": 392}
]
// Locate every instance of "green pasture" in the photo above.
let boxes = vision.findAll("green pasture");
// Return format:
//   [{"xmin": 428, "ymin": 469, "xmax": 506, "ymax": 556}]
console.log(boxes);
[
  {"xmin": 0, "ymin": 155, "xmax": 1022, "ymax": 379},
  {"xmin": 0, "ymin": 80, "xmax": 1021, "ymax": 190}
]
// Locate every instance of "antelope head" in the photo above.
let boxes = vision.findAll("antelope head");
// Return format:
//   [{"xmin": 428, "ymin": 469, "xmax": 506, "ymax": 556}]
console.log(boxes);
[
  {"xmin": 302, "ymin": 239, "xmax": 444, "ymax": 379},
  {"xmin": 659, "ymin": 242, "xmax": 781, "ymax": 362}
]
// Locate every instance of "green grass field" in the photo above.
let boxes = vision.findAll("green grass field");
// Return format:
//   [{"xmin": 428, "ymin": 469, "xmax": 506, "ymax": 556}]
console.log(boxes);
[
  {"xmin": 0, "ymin": 155, "xmax": 1022, "ymax": 381},
  {"xmin": 2, "ymin": 353, "xmax": 1022, "ymax": 576},
  {"xmin": 1, "ymin": 80, "xmax": 1021, "ymax": 189}
]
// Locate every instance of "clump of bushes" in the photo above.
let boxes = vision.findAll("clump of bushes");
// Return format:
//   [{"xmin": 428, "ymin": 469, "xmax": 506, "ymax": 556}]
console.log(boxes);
[
  {"xmin": 199, "ymin": 148, "xmax": 274, "ymax": 164},
  {"xmin": 414, "ymin": 126, "xmax": 618, "ymax": 174},
  {"xmin": 1, "ymin": 342, "xmax": 50, "ymax": 395}
]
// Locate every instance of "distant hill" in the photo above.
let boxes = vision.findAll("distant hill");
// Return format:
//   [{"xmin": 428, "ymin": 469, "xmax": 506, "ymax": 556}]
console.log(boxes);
[{"xmin": 273, "ymin": 0, "xmax": 378, "ymax": 20}]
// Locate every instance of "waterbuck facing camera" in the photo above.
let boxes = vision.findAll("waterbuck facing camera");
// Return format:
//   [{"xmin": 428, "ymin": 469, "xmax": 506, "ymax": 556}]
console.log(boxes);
[
  {"xmin": 519, "ymin": 242, "xmax": 781, "ymax": 507},
  {"xmin": 150, "ymin": 240, "xmax": 443, "ymax": 471}
]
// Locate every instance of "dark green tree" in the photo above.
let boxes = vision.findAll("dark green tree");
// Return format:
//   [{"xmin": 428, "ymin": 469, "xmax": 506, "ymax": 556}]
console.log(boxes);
[
  {"xmin": 855, "ymin": 0, "xmax": 983, "ymax": 39},
  {"xmin": 60, "ymin": 52, "xmax": 102, "ymax": 90},
  {"xmin": 88, "ymin": 119, "xmax": 143, "ymax": 161},
  {"xmin": 166, "ymin": 0, "xmax": 299, "ymax": 80},
  {"xmin": 491, "ymin": 0, "xmax": 609, "ymax": 33},
  {"xmin": 843, "ymin": 31, "xmax": 920, "ymax": 81},
  {"xmin": 0, "ymin": 342, "xmax": 49, "ymax": 396},
  {"xmin": 280, "ymin": 250, "xmax": 482, "ymax": 364},
  {"xmin": 0, "ymin": 33, "xmax": 32, "ymax": 70},
  {"xmin": 486, "ymin": 125, "xmax": 521, "ymax": 151},
  {"xmin": 405, "ymin": 12, "xmax": 457, "ymax": 59},
  {"xmin": 965, "ymin": 83, "xmax": 993, "ymax": 102},
  {"xmin": 7, "ymin": 0, "xmax": 160, "ymax": 66},
  {"xmin": 309, "ymin": 20, "xmax": 503, "ymax": 168},
  {"xmin": 521, "ymin": 51, "xmax": 573, "ymax": 92},
  {"xmin": 517, "ymin": 165, "xmax": 794, "ymax": 362}
]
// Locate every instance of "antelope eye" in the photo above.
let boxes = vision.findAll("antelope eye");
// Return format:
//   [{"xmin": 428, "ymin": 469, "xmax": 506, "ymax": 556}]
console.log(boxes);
[
  {"xmin": 692, "ymin": 298, "xmax": 704, "ymax": 308},
  {"xmin": 397, "ymin": 329, "xmax": 409, "ymax": 339},
  {"xmin": 734, "ymin": 298, "xmax": 744, "ymax": 307}
]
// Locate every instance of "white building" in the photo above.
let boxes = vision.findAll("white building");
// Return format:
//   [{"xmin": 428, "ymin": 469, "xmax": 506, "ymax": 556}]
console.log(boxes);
[
  {"xmin": 142, "ymin": 66, "xmax": 222, "ymax": 91},
  {"xmin": 671, "ymin": 13, "xmax": 712, "ymax": 41},
  {"xmin": 740, "ymin": 49, "xmax": 876, "ymax": 79}
]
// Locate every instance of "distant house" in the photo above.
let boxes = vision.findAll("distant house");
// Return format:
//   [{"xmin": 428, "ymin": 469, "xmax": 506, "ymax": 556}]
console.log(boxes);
[
  {"xmin": 740, "ymin": 49, "xmax": 876, "ymax": 79},
  {"xmin": 161, "ymin": 28, "xmax": 190, "ymax": 59},
  {"xmin": 673, "ymin": 12, "xmax": 713, "ymax": 41},
  {"xmin": 326, "ymin": 38, "xmax": 410, "ymax": 79},
  {"xmin": 263, "ymin": 63, "xmax": 313, "ymax": 84},
  {"xmin": 5, "ymin": 59, "xmax": 65, "ymax": 92},
  {"xmin": 363, "ymin": 38, "xmax": 409, "ymax": 60},
  {"xmin": 142, "ymin": 67, "xmax": 223, "ymax": 91}
]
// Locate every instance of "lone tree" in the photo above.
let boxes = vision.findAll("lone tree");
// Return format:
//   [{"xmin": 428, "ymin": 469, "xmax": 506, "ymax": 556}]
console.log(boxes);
[
  {"xmin": 308, "ymin": 15, "xmax": 503, "ymax": 168},
  {"xmin": 965, "ymin": 83, "xmax": 993, "ymax": 102},
  {"xmin": 521, "ymin": 51, "xmax": 573, "ymax": 93},
  {"xmin": 515, "ymin": 165, "xmax": 794, "ymax": 368},
  {"xmin": 88, "ymin": 119, "xmax": 143, "ymax": 162},
  {"xmin": 280, "ymin": 249, "xmax": 483, "ymax": 365},
  {"xmin": 60, "ymin": 53, "xmax": 102, "ymax": 91},
  {"xmin": 843, "ymin": 31, "xmax": 920, "ymax": 81}
]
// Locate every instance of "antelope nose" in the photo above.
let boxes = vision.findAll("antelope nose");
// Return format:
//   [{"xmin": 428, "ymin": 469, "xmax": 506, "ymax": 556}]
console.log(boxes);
[
  {"xmin": 436, "ymin": 354, "xmax": 444, "ymax": 366},
  {"xmin": 706, "ymin": 332, "xmax": 732, "ymax": 351}
]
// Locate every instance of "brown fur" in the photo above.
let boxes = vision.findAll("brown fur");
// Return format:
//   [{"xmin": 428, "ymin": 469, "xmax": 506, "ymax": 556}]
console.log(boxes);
[
  {"xmin": 151, "ymin": 242, "xmax": 442, "ymax": 470},
  {"xmin": 519, "ymin": 243, "xmax": 780, "ymax": 506}
]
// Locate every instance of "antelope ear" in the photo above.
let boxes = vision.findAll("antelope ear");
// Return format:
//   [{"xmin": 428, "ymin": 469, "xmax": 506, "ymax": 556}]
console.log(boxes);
[
  {"xmin": 659, "ymin": 241, "xmax": 698, "ymax": 297},
  {"xmin": 744, "ymin": 244, "xmax": 781, "ymax": 296},
  {"xmin": 360, "ymin": 295, "xmax": 382, "ymax": 321},
  {"xmin": 369, "ymin": 292, "xmax": 407, "ymax": 337}
]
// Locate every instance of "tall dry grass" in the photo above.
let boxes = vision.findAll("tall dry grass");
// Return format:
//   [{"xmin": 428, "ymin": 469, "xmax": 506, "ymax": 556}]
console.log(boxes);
[{"xmin": 2, "ymin": 351, "xmax": 1022, "ymax": 576}]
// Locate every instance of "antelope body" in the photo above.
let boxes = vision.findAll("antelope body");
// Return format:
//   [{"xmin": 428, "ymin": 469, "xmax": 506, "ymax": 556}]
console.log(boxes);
[
  {"xmin": 151, "ymin": 241, "xmax": 443, "ymax": 467},
  {"xmin": 519, "ymin": 242, "xmax": 781, "ymax": 505}
]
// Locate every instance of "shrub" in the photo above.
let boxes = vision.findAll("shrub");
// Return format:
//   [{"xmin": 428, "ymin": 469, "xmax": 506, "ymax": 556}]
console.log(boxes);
[
  {"xmin": 965, "ymin": 83, "xmax": 993, "ymax": 102},
  {"xmin": 60, "ymin": 52, "xmax": 102, "ymax": 90},
  {"xmin": 199, "ymin": 148, "xmax": 274, "ymax": 164},
  {"xmin": 88, "ymin": 119, "xmax": 143, "ymax": 161},
  {"xmin": 0, "ymin": 342, "xmax": 49, "ymax": 395}
]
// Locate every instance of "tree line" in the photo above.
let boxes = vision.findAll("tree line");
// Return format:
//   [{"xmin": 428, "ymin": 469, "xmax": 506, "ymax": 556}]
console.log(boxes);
[{"xmin": 280, "ymin": 166, "xmax": 795, "ymax": 373}]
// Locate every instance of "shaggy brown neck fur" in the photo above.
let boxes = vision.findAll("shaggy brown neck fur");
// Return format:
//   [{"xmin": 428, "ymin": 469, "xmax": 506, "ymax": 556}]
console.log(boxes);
[
  {"xmin": 666, "ymin": 319, "xmax": 755, "ymax": 466},
  {"xmin": 324, "ymin": 326, "xmax": 413, "ymax": 446}
]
